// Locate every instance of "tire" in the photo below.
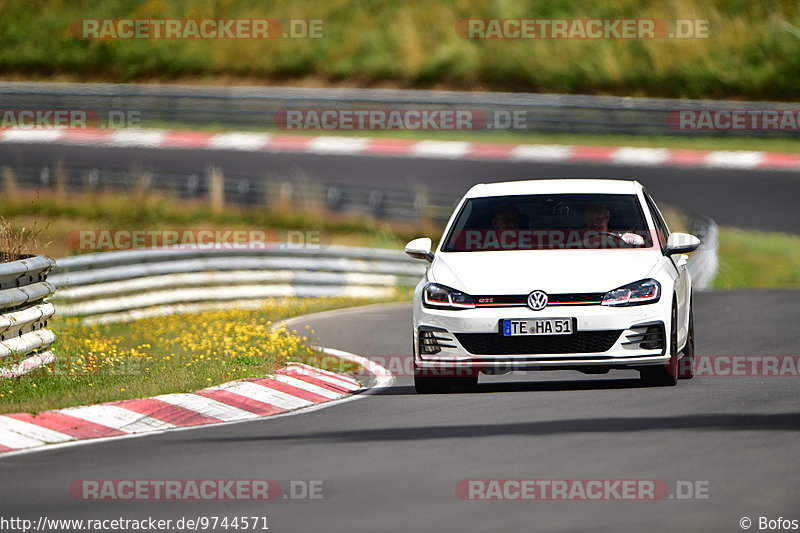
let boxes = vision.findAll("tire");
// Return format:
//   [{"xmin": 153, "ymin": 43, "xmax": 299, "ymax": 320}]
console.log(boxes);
[
  {"xmin": 450, "ymin": 376, "xmax": 479, "ymax": 389},
  {"xmin": 412, "ymin": 336, "xmax": 478, "ymax": 393},
  {"xmin": 678, "ymin": 305, "xmax": 695, "ymax": 379},
  {"xmin": 414, "ymin": 374, "xmax": 454, "ymax": 394},
  {"xmin": 640, "ymin": 298, "xmax": 679, "ymax": 387},
  {"xmin": 413, "ymin": 367, "xmax": 478, "ymax": 393},
  {"xmin": 412, "ymin": 340, "xmax": 453, "ymax": 393}
]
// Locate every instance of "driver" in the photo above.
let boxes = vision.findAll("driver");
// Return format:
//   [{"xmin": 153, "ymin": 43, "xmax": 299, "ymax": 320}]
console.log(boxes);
[{"xmin": 583, "ymin": 202, "xmax": 645, "ymax": 246}]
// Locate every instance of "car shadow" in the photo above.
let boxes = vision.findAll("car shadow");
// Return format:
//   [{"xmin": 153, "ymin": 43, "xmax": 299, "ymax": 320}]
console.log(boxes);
[
  {"xmin": 377, "ymin": 377, "xmax": 645, "ymax": 396},
  {"xmin": 190, "ymin": 411, "xmax": 800, "ymax": 446}
]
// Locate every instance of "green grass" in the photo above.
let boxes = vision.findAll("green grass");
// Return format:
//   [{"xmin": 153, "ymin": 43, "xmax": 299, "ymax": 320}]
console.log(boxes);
[
  {"xmin": 713, "ymin": 228, "xmax": 800, "ymax": 289},
  {"xmin": 0, "ymin": 297, "xmax": 394, "ymax": 415},
  {"xmin": 1, "ymin": 0, "xmax": 798, "ymax": 100}
]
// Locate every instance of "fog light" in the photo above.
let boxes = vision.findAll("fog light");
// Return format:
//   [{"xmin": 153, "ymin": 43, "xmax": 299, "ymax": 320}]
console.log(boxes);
[{"xmin": 418, "ymin": 327, "xmax": 456, "ymax": 355}]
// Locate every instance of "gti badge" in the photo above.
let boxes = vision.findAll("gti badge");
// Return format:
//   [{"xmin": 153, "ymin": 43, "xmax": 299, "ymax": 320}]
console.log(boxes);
[{"xmin": 527, "ymin": 290, "xmax": 548, "ymax": 311}]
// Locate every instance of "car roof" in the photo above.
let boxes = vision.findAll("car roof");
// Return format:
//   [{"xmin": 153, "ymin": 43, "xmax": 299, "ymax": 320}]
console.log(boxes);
[{"xmin": 464, "ymin": 179, "xmax": 643, "ymax": 198}]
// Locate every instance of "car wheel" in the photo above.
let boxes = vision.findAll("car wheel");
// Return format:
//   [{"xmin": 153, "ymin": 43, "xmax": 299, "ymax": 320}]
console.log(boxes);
[
  {"xmin": 414, "ymin": 373, "xmax": 454, "ymax": 394},
  {"xmin": 450, "ymin": 375, "xmax": 479, "ymax": 390},
  {"xmin": 640, "ymin": 299, "xmax": 679, "ymax": 387},
  {"xmin": 414, "ymin": 368, "xmax": 477, "ymax": 393},
  {"xmin": 678, "ymin": 305, "xmax": 695, "ymax": 379}
]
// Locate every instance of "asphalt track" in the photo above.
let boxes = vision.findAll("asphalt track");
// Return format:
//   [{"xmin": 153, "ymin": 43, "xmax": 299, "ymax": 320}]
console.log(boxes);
[
  {"xmin": 0, "ymin": 142, "xmax": 798, "ymax": 233},
  {"xmin": 1, "ymin": 291, "xmax": 799, "ymax": 532}
]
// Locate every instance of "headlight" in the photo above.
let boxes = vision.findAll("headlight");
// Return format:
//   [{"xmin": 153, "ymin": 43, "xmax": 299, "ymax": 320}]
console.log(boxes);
[
  {"xmin": 601, "ymin": 279, "xmax": 661, "ymax": 306},
  {"xmin": 423, "ymin": 283, "xmax": 475, "ymax": 310}
]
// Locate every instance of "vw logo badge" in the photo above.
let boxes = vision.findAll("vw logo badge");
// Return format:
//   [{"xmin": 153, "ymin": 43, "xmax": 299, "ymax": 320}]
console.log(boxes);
[{"xmin": 527, "ymin": 290, "xmax": 548, "ymax": 311}]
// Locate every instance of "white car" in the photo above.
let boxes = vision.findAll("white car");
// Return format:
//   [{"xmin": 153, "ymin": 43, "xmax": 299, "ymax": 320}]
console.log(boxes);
[{"xmin": 405, "ymin": 179, "xmax": 700, "ymax": 393}]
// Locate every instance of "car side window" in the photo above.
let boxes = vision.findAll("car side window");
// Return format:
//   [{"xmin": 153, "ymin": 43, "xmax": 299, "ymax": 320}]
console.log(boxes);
[{"xmin": 643, "ymin": 192, "xmax": 670, "ymax": 249}]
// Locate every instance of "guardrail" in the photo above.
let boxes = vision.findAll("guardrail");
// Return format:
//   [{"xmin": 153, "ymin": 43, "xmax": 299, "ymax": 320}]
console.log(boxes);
[
  {"xmin": 51, "ymin": 216, "xmax": 718, "ymax": 326},
  {"xmin": 3, "ymin": 223, "xmax": 714, "ymax": 376},
  {"xmin": 51, "ymin": 244, "xmax": 427, "ymax": 324},
  {"xmin": 6, "ymin": 164, "xmax": 460, "ymax": 224},
  {"xmin": 1, "ymin": 81, "xmax": 798, "ymax": 137},
  {"xmin": 0, "ymin": 255, "xmax": 56, "ymax": 378}
]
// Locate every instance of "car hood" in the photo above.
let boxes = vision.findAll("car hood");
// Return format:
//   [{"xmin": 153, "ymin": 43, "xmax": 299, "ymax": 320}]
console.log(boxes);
[{"xmin": 429, "ymin": 250, "xmax": 661, "ymax": 294}]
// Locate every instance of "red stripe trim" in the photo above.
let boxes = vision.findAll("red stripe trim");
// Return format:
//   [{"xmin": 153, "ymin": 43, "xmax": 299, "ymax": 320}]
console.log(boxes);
[
  {"xmin": 568, "ymin": 146, "xmax": 618, "ymax": 162},
  {"xmin": 362, "ymin": 138, "xmax": 416, "ymax": 154},
  {"xmin": 59, "ymin": 128, "xmax": 115, "ymax": 144},
  {"xmin": 758, "ymin": 153, "xmax": 800, "ymax": 169},
  {"xmin": 476, "ymin": 301, "xmax": 601, "ymax": 307},
  {"xmin": 162, "ymin": 131, "xmax": 214, "ymax": 148},
  {"xmin": 467, "ymin": 143, "xmax": 516, "ymax": 159},
  {"xmin": 249, "ymin": 378, "xmax": 330, "ymax": 403},
  {"xmin": 4, "ymin": 127, "xmax": 800, "ymax": 173},
  {"xmin": 666, "ymin": 149, "xmax": 710, "ymax": 166},
  {"xmin": 195, "ymin": 389, "xmax": 285, "ymax": 416},
  {"xmin": 277, "ymin": 370, "xmax": 351, "ymax": 394},
  {"xmin": 0, "ymin": 444, "xmax": 13, "ymax": 453},
  {"xmin": 264, "ymin": 135, "xmax": 315, "ymax": 151},
  {"xmin": 287, "ymin": 365, "xmax": 360, "ymax": 389},
  {"xmin": 111, "ymin": 398, "xmax": 221, "ymax": 426},
  {"xmin": 5, "ymin": 411, "xmax": 125, "ymax": 438}
]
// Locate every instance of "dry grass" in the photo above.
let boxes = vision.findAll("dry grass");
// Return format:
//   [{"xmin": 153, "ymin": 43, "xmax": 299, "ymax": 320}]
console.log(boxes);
[
  {"xmin": 0, "ymin": 0, "xmax": 797, "ymax": 99},
  {"xmin": 0, "ymin": 190, "xmax": 432, "ymax": 258},
  {"xmin": 0, "ymin": 216, "xmax": 50, "ymax": 263}
]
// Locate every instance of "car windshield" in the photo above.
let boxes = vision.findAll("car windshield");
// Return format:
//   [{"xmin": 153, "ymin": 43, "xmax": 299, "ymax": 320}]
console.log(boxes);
[{"xmin": 441, "ymin": 193, "xmax": 653, "ymax": 251}]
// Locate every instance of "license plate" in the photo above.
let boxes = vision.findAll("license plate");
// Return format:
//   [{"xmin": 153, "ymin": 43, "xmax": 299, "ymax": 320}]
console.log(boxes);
[{"xmin": 501, "ymin": 318, "xmax": 574, "ymax": 336}]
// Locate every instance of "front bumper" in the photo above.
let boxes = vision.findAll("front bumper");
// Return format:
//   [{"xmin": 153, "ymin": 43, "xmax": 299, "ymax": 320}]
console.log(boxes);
[{"xmin": 413, "ymin": 298, "xmax": 671, "ymax": 370}]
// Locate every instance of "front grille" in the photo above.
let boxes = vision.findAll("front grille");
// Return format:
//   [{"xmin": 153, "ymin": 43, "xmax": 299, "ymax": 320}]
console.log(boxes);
[
  {"xmin": 473, "ymin": 293, "xmax": 604, "ymax": 307},
  {"xmin": 550, "ymin": 293, "xmax": 605, "ymax": 304},
  {"xmin": 454, "ymin": 330, "xmax": 623, "ymax": 355}
]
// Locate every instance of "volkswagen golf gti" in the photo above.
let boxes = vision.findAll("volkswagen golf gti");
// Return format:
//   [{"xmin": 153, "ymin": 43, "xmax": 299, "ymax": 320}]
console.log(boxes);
[{"xmin": 405, "ymin": 179, "xmax": 701, "ymax": 393}]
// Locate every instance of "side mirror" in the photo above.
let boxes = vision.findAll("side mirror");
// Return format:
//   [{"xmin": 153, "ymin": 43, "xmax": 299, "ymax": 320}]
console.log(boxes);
[
  {"xmin": 665, "ymin": 232, "xmax": 701, "ymax": 256},
  {"xmin": 405, "ymin": 237, "xmax": 434, "ymax": 262}
]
